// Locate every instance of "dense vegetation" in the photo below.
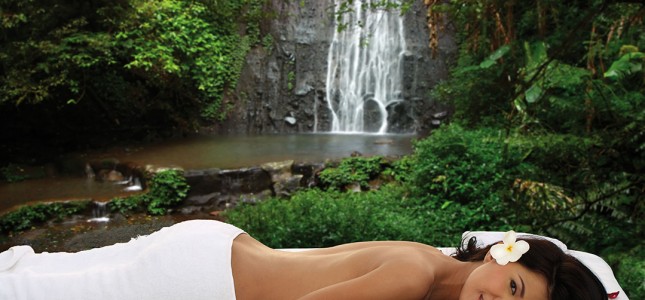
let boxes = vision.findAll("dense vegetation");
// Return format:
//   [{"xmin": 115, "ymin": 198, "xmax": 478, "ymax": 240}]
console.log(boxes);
[
  {"xmin": 0, "ymin": 0, "xmax": 642, "ymax": 298},
  {"xmin": 0, "ymin": 0, "xmax": 266, "ymax": 162}
]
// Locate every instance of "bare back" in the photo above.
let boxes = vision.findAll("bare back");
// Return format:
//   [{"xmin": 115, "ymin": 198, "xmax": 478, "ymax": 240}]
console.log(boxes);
[{"xmin": 231, "ymin": 234, "xmax": 449, "ymax": 300}]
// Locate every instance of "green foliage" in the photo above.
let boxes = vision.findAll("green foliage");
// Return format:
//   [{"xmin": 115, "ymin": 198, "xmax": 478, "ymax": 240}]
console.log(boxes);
[
  {"xmin": 318, "ymin": 156, "xmax": 386, "ymax": 190},
  {"xmin": 382, "ymin": 155, "xmax": 415, "ymax": 183},
  {"xmin": 262, "ymin": 34, "xmax": 274, "ymax": 54},
  {"xmin": 431, "ymin": 51, "xmax": 517, "ymax": 126},
  {"xmin": 116, "ymin": 0, "xmax": 251, "ymax": 121},
  {"xmin": 108, "ymin": 169, "xmax": 189, "ymax": 215},
  {"xmin": 0, "ymin": 164, "xmax": 30, "ymax": 183},
  {"xmin": 606, "ymin": 246, "xmax": 645, "ymax": 300},
  {"xmin": 144, "ymin": 169, "xmax": 190, "ymax": 215},
  {"xmin": 287, "ymin": 71, "xmax": 295, "ymax": 91},
  {"xmin": 604, "ymin": 50, "xmax": 644, "ymax": 81},
  {"xmin": 407, "ymin": 125, "xmax": 529, "ymax": 234},
  {"xmin": 0, "ymin": 2, "xmax": 118, "ymax": 106},
  {"xmin": 108, "ymin": 194, "xmax": 147, "ymax": 216},
  {"xmin": 411, "ymin": 125, "xmax": 514, "ymax": 204},
  {"xmin": 0, "ymin": 0, "xmax": 268, "ymax": 147},
  {"xmin": 512, "ymin": 134, "xmax": 596, "ymax": 186},
  {"xmin": 225, "ymin": 186, "xmax": 427, "ymax": 248},
  {"xmin": 0, "ymin": 201, "xmax": 91, "ymax": 234}
]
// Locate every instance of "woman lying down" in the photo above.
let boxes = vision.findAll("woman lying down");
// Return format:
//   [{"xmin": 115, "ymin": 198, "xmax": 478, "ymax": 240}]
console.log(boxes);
[{"xmin": 0, "ymin": 219, "xmax": 621, "ymax": 300}]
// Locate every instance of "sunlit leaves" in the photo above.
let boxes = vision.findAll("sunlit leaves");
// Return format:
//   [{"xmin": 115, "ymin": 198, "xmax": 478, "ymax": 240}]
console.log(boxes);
[
  {"xmin": 115, "ymin": 0, "xmax": 253, "ymax": 120},
  {"xmin": 479, "ymin": 45, "xmax": 510, "ymax": 68},
  {"xmin": 604, "ymin": 50, "xmax": 644, "ymax": 81}
]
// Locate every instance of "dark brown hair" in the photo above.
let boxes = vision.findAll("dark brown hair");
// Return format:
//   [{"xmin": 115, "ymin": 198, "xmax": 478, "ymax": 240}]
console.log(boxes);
[{"xmin": 454, "ymin": 236, "xmax": 607, "ymax": 300}]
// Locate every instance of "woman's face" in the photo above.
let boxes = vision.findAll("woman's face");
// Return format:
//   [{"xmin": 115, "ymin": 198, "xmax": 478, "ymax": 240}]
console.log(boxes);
[{"xmin": 459, "ymin": 256, "xmax": 548, "ymax": 300}]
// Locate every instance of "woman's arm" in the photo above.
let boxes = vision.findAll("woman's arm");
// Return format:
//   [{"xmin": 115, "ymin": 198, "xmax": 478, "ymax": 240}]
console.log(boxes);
[{"xmin": 298, "ymin": 261, "xmax": 434, "ymax": 300}]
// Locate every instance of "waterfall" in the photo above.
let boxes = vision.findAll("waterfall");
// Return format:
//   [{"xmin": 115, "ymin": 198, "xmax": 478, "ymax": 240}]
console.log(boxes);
[
  {"xmin": 88, "ymin": 201, "xmax": 109, "ymax": 223},
  {"xmin": 324, "ymin": 0, "xmax": 407, "ymax": 134}
]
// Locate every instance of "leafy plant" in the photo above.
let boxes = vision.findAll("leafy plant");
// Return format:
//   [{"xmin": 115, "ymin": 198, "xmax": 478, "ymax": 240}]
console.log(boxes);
[
  {"xmin": 0, "ymin": 164, "xmax": 31, "ymax": 183},
  {"xmin": 604, "ymin": 49, "xmax": 644, "ymax": 81},
  {"xmin": 318, "ymin": 156, "xmax": 386, "ymax": 190},
  {"xmin": 411, "ymin": 125, "xmax": 518, "ymax": 204},
  {"xmin": 382, "ymin": 155, "xmax": 415, "ymax": 183},
  {"xmin": 108, "ymin": 194, "xmax": 147, "ymax": 216},
  {"xmin": 108, "ymin": 169, "xmax": 189, "ymax": 216},
  {"xmin": 116, "ymin": 0, "xmax": 248, "ymax": 121},
  {"xmin": 287, "ymin": 71, "xmax": 296, "ymax": 91},
  {"xmin": 0, "ymin": 201, "xmax": 91, "ymax": 234},
  {"xmin": 144, "ymin": 169, "xmax": 190, "ymax": 215},
  {"xmin": 225, "ymin": 186, "xmax": 425, "ymax": 248},
  {"xmin": 262, "ymin": 34, "xmax": 274, "ymax": 54}
]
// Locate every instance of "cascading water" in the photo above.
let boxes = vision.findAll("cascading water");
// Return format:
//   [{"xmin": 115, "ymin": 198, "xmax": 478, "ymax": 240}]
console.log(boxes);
[{"xmin": 324, "ymin": 0, "xmax": 407, "ymax": 134}]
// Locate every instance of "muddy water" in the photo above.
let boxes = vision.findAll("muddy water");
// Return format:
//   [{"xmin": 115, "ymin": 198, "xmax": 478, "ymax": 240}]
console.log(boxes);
[
  {"xmin": 0, "ymin": 133, "xmax": 415, "ymax": 212},
  {"xmin": 0, "ymin": 177, "xmax": 140, "ymax": 212},
  {"xmin": 82, "ymin": 133, "xmax": 415, "ymax": 169}
]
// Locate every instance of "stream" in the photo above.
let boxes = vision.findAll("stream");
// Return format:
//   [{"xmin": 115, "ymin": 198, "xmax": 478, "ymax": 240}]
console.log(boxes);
[{"xmin": 0, "ymin": 133, "xmax": 415, "ymax": 213}]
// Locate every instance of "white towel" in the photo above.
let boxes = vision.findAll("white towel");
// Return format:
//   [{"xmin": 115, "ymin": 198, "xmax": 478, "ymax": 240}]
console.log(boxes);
[{"xmin": 0, "ymin": 220, "xmax": 244, "ymax": 300}]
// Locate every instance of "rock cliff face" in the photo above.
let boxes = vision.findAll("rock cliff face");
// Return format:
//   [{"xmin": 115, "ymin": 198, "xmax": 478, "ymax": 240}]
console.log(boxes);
[{"xmin": 218, "ymin": 0, "xmax": 455, "ymax": 134}]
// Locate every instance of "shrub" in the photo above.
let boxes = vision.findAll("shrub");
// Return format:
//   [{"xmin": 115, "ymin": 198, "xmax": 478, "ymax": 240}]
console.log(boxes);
[
  {"xmin": 144, "ymin": 169, "xmax": 189, "ymax": 215},
  {"xmin": 225, "ymin": 186, "xmax": 427, "ymax": 248},
  {"xmin": 510, "ymin": 133, "xmax": 597, "ymax": 189},
  {"xmin": 0, "ymin": 201, "xmax": 91, "ymax": 234},
  {"xmin": 411, "ymin": 125, "xmax": 517, "ymax": 205},
  {"xmin": 107, "ymin": 194, "xmax": 147, "ymax": 216},
  {"xmin": 382, "ymin": 155, "xmax": 415, "ymax": 183},
  {"xmin": 318, "ymin": 156, "xmax": 386, "ymax": 190},
  {"xmin": 605, "ymin": 246, "xmax": 645, "ymax": 300}
]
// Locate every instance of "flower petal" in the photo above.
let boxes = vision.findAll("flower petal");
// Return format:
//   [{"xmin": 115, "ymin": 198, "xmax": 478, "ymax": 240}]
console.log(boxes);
[
  {"xmin": 490, "ymin": 244, "xmax": 507, "ymax": 259},
  {"xmin": 490, "ymin": 231, "xmax": 531, "ymax": 266},
  {"xmin": 506, "ymin": 250, "xmax": 523, "ymax": 263},
  {"xmin": 496, "ymin": 256, "xmax": 511, "ymax": 265},
  {"xmin": 514, "ymin": 240, "xmax": 530, "ymax": 255},
  {"xmin": 502, "ymin": 230, "xmax": 517, "ymax": 245}
]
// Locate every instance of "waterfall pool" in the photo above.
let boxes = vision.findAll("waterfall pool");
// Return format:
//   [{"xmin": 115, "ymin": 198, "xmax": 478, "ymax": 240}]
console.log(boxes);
[{"xmin": 0, "ymin": 133, "xmax": 415, "ymax": 213}]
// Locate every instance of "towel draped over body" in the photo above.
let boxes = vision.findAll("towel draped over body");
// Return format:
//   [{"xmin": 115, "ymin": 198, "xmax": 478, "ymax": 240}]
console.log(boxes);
[{"xmin": 0, "ymin": 220, "xmax": 244, "ymax": 300}]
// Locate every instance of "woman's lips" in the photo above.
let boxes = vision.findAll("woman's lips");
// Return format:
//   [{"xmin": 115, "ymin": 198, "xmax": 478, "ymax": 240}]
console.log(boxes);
[{"xmin": 479, "ymin": 294, "xmax": 483, "ymax": 300}]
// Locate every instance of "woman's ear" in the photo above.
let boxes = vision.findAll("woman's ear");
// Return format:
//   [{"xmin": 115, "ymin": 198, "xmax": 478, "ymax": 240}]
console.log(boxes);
[{"xmin": 484, "ymin": 250, "xmax": 494, "ymax": 263}]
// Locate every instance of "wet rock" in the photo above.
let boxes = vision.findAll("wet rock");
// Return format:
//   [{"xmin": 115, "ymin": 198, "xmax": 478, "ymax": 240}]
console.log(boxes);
[
  {"xmin": 261, "ymin": 160, "xmax": 303, "ymax": 197},
  {"xmin": 261, "ymin": 160, "xmax": 294, "ymax": 180},
  {"xmin": 273, "ymin": 174, "xmax": 303, "ymax": 197},
  {"xmin": 345, "ymin": 182, "xmax": 362, "ymax": 193},
  {"xmin": 215, "ymin": 0, "xmax": 455, "ymax": 134},
  {"xmin": 433, "ymin": 111, "xmax": 448, "ymax": 119},
  {"xmin": 97, "ymin": 169, "xmax": 124, "ymax": 182},
  {"xmin": 239, "ymin": 190, "xmax": 273, "ymax": 204},
  {"xmin": 285, "ymin": 116, "xmax": 297, "ymax": 125},
  {"xmin": 185, "ymin": 191, "xmax": 221, "ymax": 206},
  {"xmin": 180, "ymin": 206, "xmax": 204, "ymax": 215},
  {"xmin": 293, "ymin": 161, "xmax": 325, "ymax": 187},
  {"xmin": 295, "ymin": 84, "xmax": 314, "ymax": 96}
]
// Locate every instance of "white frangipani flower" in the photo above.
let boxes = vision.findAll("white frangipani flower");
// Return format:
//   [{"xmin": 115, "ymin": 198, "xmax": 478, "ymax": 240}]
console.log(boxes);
[{"xmin": 490, "ymin": 231, "xmax": 530, "ymax": 265}]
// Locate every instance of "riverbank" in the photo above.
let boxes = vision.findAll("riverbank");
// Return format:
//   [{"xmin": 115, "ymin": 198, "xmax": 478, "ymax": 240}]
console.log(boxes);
[{"xmin": 0, "ymin": 212, "xmax": 222, "ymax": 253}]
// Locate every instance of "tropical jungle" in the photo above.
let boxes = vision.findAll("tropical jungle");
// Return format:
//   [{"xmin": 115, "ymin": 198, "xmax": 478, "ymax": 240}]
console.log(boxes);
[{"xmin": 0, "ymin": 0, "xmax": 643, "ymax": 298}]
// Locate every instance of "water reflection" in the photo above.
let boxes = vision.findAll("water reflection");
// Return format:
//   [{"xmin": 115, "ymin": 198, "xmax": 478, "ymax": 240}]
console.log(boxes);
[
  {"xmin": 0, "ymin": 177, "xmax": 140, "ymax": 212},
  {"xmin": 83, "ymin": 133, "xmax": 415, "ymax": 169},
  {"xmin": 0, "ymin": 133, "xmax": 415, "ymax": 212}
]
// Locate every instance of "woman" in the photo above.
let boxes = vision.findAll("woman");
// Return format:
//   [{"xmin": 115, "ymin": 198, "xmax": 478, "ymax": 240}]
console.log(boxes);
[{"xmin": 0, "ymin": 220, "xmax": 608, "ymax": 300}]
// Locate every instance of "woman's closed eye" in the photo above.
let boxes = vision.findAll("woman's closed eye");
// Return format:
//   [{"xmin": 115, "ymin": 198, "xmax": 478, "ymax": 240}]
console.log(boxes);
[{"xmin": 510, "ymin": 280, "xmax": 517, "ymax": 295}]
